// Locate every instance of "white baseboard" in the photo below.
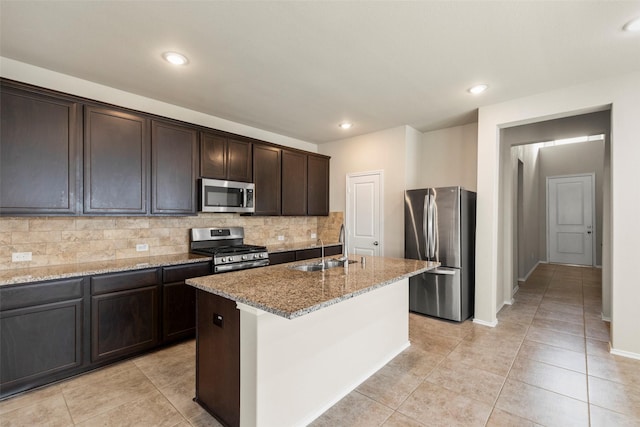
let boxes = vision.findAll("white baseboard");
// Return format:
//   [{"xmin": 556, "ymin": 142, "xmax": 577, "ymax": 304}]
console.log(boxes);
[
  {"xmin": 601, "ymin": 313, "xmax": 611, "ymax": 322},
  {"xmin": 610, "ymin": 347, "xmax": 640, "ymax": 361},
  {"xmin": 518, "ymin": 261, "xmax": 542, "ymax": 282},
  {"xmin": 473, "ymin": 318, "xmax": 498, "ymax": 327}
]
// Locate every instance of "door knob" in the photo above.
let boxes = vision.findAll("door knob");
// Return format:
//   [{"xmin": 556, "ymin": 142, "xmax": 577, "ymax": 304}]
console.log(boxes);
[{"xmin": 373, "ymin": 241, "xmax": 379, "ymax": 246}]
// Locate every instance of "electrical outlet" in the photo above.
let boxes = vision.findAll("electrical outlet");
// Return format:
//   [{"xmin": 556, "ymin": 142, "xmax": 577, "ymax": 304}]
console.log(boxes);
[
  {"xmin": 277, "ymin": 235, "xmax": 285, "ymax": 241},
  {"xmin": 136, "ymin": 243, "xmax": 149, "ymax": 252},
  {"xmin": 311, "ymin": 233, "xmax": 317, "ymax": 239},
  {"xmin": 12, "ymin": 252, "xmax": 32, "ymax": 262}
]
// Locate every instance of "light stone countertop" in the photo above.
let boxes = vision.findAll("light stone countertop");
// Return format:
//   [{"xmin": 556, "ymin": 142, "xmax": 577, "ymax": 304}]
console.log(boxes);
[
  {"xmin": 186, "ymin": 255, "xmax": 438, "ymax": 319},
  {"xmin": 0, "ymin": 254, "xmax": 211, "ymax": 286}
]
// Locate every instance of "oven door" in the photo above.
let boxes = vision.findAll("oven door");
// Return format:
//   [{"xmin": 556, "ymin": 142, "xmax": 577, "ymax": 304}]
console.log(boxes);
[{"xmin": 199, "ymin": 179, "xmax": 255, "ymax": 213}]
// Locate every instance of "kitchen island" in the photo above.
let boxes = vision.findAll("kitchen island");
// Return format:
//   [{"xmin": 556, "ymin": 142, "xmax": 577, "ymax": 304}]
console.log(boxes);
[{"xmin": 186, "ymin": 255, "xmax": 437, "ymax": 427}]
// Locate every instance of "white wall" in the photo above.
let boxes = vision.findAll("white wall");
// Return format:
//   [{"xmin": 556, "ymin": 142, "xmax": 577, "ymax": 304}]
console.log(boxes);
[
  {"xmin": 513, "ymin": 143, "xmax": 542, "ymax": 280},
  {"xmin": 419, "ymin": 123, "xmax": 478, "ymax": 191},
  {"xmin": 318, "ymin": 126, "xmax": 410, "ymax": 258},
  {"xmin": 476, "ymin": 71, "xmax": 640, "ymax": 357},
  {"xmin": 0, "ymin": 57, "xmax": 317, "ymax": 153}
]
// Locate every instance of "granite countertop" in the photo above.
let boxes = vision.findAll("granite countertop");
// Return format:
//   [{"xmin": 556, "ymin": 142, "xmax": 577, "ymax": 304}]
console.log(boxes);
[
  {"xmin": 265, "ymin": 240, "xmax": 341, "ymax": 253},
  {"xmin": 0, "ymin": 254, "xmax": 210, "ymax": 286},
  {"xmin": 186, "ymin": 255, "xmax": 438, "ymax": 319}
]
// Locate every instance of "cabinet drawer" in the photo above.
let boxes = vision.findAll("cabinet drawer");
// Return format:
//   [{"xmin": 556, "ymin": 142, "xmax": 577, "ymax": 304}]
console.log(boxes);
[
  {"xmin": 163, "ymin": 262, "xmax": 211, "ymax": 284},
  {"xmin": 0, "ymin": 278, "xmax": 84, "ymax": 311},
  {"xmin": 324, "ymin": 244, "xmax": 343, "ymax": 257},
  {"xmin": 91, "ymin": 269, "xmax": 159, "ymax": 295},
  {"xmin": 268, "ymin": 251, "xmax": 296, "ymax": 265},
  {"xmin": 295, "ymin": 248, "xmax": 322, "ymax": 261}
]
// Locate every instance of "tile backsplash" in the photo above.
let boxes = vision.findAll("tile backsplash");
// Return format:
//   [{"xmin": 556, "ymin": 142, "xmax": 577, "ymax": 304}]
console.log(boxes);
[{"xmin": 0, "ymin": 212, "xmax": 344, "ymax": 270}]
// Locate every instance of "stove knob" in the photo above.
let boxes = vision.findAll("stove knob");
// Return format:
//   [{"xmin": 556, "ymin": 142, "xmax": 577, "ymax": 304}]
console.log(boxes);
[
  {"xmin": 220, "ymin": 257, "xmax": 226, "ymax": 263},
  {"xmin": 242, "ymin": 255, "xmax": 247, "ymax": 260}
]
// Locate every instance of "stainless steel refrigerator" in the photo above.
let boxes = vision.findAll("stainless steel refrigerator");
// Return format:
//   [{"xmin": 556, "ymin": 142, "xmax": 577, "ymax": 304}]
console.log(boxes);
[{"xmin": 404, "ymin": 186, "xmax": 476, "ymax": 321}]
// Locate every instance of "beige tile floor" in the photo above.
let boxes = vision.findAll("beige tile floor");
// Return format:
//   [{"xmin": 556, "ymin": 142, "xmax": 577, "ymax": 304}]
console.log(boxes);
[{"xmin": 2, "ymin": 263, "xmax": 639, "ymax": 426}]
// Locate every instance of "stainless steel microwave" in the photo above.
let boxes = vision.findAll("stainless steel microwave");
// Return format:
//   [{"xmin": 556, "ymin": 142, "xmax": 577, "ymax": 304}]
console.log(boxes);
[{"xmin": 199, "ymin": 178, "xmax": 255, "ymax": 213}]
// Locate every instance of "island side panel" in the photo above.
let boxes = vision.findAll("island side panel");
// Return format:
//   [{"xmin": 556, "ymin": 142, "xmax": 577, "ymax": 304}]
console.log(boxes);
[
  {"xmin": 195, "ymin": 289, "xmax": 240, "ymax": 427},
  {"xmin": 239, "ymin": 277, "xmax": 409, "ymax": 427}
]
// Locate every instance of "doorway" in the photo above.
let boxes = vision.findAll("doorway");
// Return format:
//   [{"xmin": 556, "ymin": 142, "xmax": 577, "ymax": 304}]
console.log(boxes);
[
  {"xmin": 346, "ymin": 171, "xmax": 383, "ymax": 256},
  {"xmin": 547, "ymin": 174, "xmax": 595, "ymax": 266}
]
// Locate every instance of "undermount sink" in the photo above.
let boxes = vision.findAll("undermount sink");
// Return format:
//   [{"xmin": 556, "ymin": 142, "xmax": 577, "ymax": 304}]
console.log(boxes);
[{"xmin": 289, "ymin": 258, "xmax": 354, "ymax": 272}]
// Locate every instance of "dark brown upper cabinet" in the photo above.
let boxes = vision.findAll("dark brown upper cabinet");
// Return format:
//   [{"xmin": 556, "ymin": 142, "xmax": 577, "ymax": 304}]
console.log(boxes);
[
  {"xmin": 253, "ymin": 144, "xmax": 281, "ymax": 215},
  {"xmin": 84, "ymin": 106, "xmax": 150, "ymax": 215},
  {"xmin": 0, "ymin": 83, "xmax": 81, "ymax": 215},
  {"xmin": 281, "ymin": 150, "xmax": 308, "ymax": 216},
  {"xmin": 151, "ymin": 120, "xmax": 198, "ymax": 215},
  {"xmin": 200, "ymin": 132, "xmax": 252, "ymax": 182},
  {"xmin": 307, "ymin": 154, "xmax": 330, "ymax": 216}
]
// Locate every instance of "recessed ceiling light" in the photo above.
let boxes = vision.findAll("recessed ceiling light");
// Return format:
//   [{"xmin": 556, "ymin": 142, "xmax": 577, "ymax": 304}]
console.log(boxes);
[
  {"xmin": 468, "ymin": 84, "xmax": 489, "ymax": 95},
  {"xmin": 623, "ymin": 17, "xmax": 640, "ymax": 32},
  {"xmin": 162, "ymin": 52, "xmax": 189, "ymax": 65},
  {"xmin": 338, "ymin": 122, "xmax": 353, "ymax": 130}
]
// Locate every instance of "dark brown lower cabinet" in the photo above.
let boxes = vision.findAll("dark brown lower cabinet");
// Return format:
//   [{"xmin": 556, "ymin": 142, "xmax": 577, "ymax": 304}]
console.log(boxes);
[
  {"xmin": 269, "ymin": 244, "xmax": 343, "ymax": 265},
  {"xmin": 0, "ymin": 278, "xmax": 87, "ymax": 398},
  {"xmin": 161, "ymin": 262, "xmax": 211, "ymax": 343},
  {"xmin": 195, "ymin": 290, "xmax": 240, "ymax": 427},
  {"xmin": 90, "ymin": 269, "xmax": 160, "ymax": 363},
  {"xmin": 268, "ymin": 251, "xmax": 296, "ymax": 265}
]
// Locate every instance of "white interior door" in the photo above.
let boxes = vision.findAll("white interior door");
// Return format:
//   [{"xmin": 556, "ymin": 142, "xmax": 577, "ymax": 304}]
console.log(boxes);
[
  {"xmin": 346, "ymin": 171, "xmax": 382, "ymax": 256},
  {"xmin": 547, "ymin": 174, "xmax": 594, "ymax": 266}
]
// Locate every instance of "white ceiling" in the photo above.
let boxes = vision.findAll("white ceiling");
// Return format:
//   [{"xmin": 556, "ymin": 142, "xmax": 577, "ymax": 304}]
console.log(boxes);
[{"xmin": 1, "ymin": 1, "xmax": 639, "ymax": 143}]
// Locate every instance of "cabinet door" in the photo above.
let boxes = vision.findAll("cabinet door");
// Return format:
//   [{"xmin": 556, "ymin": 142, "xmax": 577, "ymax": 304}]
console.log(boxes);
[
  {"xmin": 200, "ymin": 132, "xmax": 227, "ymax": 180},
  {"xmin": 152, "ymin": 120, "xmax": 198, "ymax": 215},
  {"xmin": 226, "ymin": 138, "xmax": 252, "ymax": 182},
  {"xmin": 253, "ymin": 144, "xmax": 281, "ymax": 216},
  {"xmin": 195, "ymin": 290, "xmax": 240, "ymax": 427},
  {"xmin": 91, "ymin": 285, "xmax": 159, "ymax": 363},
  {"xmin": 1, "ymin": 300, "xmax": 83, "ymax": 394},
  {"xmin": 281, "ymin": 150, "xmax": 308, "ymax": 216},
  {"xmin": 84, "ymin": 106, "xmax": 149, "ymax": 214},
  {"xmin": 0, "ymin": 277, "xmax": 85, "ymax": 398},
  {"xmin": 307, "ymin": 155, "xmax": 330, "ymax": 216},
  {"xmin": 162, "ymin": 282, "xmax": 196, "ymax": 342},
  {"xmin": 0, "ymin": 84, "xmax": 80, "ymax": 215},
  {"xmin": 90, "ymin": 268, "xmax": 160, "ymax": 363},
  {"xmin": 161, "ymin": 262, "xmax": 210, "ymax": 343}
]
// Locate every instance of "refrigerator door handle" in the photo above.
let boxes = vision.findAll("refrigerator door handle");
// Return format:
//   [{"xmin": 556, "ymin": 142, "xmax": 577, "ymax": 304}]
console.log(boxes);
[
  {"xmin": 423, "ymin": 194, "xmax": 429, "ymax": 259},
  {"xmin": 427, "ymin": 268, "xmax": 457, "ymax": 276},
  {"xmin": 427, "ymin": 193, "xmax": 436, "ymax": 259}
]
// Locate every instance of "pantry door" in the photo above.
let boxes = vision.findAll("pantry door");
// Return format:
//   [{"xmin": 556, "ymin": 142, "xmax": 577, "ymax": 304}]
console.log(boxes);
[
  {"xmin": 346, "ymin": 171, "xmax": 383, "ymax": 256},
  {"xmin": 547, "ymin": 174, "xmax": 594, "ymax": 266}
]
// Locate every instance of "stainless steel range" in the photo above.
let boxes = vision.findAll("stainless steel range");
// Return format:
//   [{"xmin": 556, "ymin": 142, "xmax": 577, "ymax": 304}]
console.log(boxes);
[{"xmin": 190, "ymin": 227, "xmax": 269, "ymax": 273}]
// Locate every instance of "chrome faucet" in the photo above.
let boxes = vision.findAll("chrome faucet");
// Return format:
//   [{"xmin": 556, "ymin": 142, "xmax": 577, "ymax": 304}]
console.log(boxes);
[{"xmin": 318, "ymin": 238, "xmax": 325, "ymax": 271}]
